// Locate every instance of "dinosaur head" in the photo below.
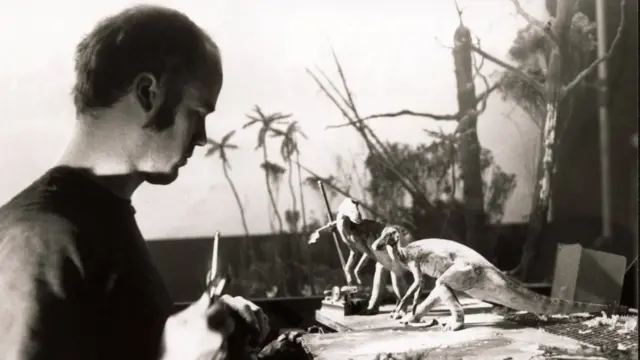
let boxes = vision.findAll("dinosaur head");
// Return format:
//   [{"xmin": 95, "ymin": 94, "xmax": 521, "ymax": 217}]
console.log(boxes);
[
  {"xmin": 337, "ymin": 198, "xmax": 363, "ymax": 224},
  {"xmin": 373, "ymin": 226, "xmax": 401, "ymax": 251}
]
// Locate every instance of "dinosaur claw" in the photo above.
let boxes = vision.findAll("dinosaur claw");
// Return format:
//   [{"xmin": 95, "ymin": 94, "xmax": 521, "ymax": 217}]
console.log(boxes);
[
  {"xmin": 399, "ymin": 313, "xmax": 416, "ymax": 324},
  {"xmin": 441, "ymin": 321, "xmax": 465, "ymax": 331}
]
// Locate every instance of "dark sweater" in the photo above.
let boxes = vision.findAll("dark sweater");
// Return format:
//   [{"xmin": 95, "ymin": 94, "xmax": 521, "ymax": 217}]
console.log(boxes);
[{"xmin": 0, "ymin": 166, "xmax": 173, "ymax": 360}]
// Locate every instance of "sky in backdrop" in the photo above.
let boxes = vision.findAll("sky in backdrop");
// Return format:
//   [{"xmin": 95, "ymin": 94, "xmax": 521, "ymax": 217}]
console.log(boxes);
[{"xmin": 0, "ymin": 0, "xmax": 548, "ymax": 239}]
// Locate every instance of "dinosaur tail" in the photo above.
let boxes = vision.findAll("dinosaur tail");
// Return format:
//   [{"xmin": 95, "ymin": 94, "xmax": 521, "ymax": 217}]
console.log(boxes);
[{"xmin": 477, "ymin": 269, "xmax": 610, "ymax": 315}]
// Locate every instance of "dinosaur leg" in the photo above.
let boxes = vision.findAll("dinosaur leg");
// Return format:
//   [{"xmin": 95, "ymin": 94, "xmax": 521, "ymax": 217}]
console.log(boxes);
[
  {"xmin": 353, "ymin": 253, "xmax": 370, "ymax": 286},
  {"xmin": 399, "ymin": 284, "xmax": 443, "ymax": 325},
  {"xmin": 435, "ymin": 286, "xmax": 465, "ymax": 331},
  {"xmin": 344, "ymin": 250, "xmax": 358, "ymax": 286},
  {"xmin": 362, "ymin": 262, "xmax": 387, "ymax": 315},
  {"xmin": 401, "ymin": 262, "xmax": 480, "ymax": 330},
  {"xmin": 437, "ymin": 261, "xmax": 483, "ymax": 293},
  {"xmin": 394, "ymin": 264, "xmax": 423, "ymax": 320},
  {"xmin": 389, "ymin": 271, "xmax": 409, "ymax": 319},
  {"xmin": 430, "ymin": 261, "xmax": 483, "ymax": 331},
  {"xmin": 400, "ymin": 283, "xmax": 465, "ymax": 331}
]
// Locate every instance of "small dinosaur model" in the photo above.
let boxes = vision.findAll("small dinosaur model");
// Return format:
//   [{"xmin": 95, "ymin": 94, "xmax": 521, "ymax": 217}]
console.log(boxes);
[
  {"xmin": 372, "ymin": 225, "xmax": 617, "ymax": 331},
  {"xmin": 309, "ymin": 198, "xmax": 415, "ymax": 316}
]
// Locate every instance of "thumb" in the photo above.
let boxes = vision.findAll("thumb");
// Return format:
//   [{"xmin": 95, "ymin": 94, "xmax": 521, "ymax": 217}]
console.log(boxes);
[{"xmin": 190, "ymin": 292, "xmax": 211, "ymax": 313}]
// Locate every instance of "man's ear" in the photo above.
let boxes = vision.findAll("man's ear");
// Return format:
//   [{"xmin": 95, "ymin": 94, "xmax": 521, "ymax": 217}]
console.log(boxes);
[{"xmin": 133, "ymin": 72, "xmax": 164, "ymax": 116}]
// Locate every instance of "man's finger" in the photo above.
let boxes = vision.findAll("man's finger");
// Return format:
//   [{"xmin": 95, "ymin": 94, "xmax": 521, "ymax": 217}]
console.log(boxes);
[
  {"xmin": 206, "ymin": 300, "xmax": 235, "ymax": 337},
  {"xmin": 220, "ymin": 295, "xmax": 270, "ymax": 343},
  {"xmin": 180, "ymin": 292, "xmax": 210, "ymax": 317},
  {"xmin": 222, "ymin": 295, "xmax": 259, "ymax": 330}
]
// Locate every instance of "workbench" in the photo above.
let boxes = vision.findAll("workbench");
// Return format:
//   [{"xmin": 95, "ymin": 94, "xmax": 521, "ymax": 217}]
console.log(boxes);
[{"xmin": 302, "ymin": 295, "xmax": 597, "ymax": 360}]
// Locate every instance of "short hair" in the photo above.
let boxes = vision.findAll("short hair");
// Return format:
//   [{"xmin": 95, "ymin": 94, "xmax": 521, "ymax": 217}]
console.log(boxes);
[{"xmin": 72, "ymin": 5, "xmax": 222, "ymax": 115}]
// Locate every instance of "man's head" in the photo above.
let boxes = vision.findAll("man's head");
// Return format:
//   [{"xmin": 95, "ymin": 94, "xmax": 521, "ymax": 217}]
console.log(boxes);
[
  {"xmin": 372, "ymin": 225, "xmax": 401, "ymax": 251},
  {"xmin": 72, "ymin": 5, "xmax": 223, "ymax": 185},
  {"xmin": 337, "ymin": 198, "xmax": 363, "ymax": 224}
]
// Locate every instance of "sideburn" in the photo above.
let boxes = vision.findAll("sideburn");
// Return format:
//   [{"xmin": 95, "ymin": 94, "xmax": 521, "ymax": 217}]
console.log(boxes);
[{"xmin": 142, "ymin": 82, "xmax": 183, "ymax": 132}]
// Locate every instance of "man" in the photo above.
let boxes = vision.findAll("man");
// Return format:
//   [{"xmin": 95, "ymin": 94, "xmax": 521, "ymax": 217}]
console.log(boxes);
[{"xmin": 0, "ymin": 5, "xmax": 268, "ymax": 360}]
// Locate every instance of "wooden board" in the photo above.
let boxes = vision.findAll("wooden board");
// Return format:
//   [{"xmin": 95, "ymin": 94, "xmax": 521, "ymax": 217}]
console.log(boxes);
[
  {"xmin": 301, "ymin": 325, "xmax": 589, "ymax": 360},
  {"xmin": 315, "ymin": 294, "xmax": 493, "ymax": 332},
  {"xmin": 308, "ymin": 294, "xmax": 596, "ymax": 359}
]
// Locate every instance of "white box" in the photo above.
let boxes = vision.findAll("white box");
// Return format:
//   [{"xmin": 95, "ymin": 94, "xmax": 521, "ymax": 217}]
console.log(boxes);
[{"xmin": 551, "ymin": 243, "xmax": 626, "ymax": 304}]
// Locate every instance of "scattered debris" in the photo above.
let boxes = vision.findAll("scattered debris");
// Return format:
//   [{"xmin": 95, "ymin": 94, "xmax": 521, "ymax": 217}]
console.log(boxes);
[
  {"xmin": 504, "ymin": 311, "xmax": 638, "ymax": 351},
  {"xmin": 535, "ymin": 343, "xmax": 638, "ymax": 360}
]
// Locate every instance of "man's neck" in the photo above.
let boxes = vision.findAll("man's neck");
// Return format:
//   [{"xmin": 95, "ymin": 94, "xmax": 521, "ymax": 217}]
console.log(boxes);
[{"xmin": 58, "ymin": 122, "xmax": 144, "ymax": 199}]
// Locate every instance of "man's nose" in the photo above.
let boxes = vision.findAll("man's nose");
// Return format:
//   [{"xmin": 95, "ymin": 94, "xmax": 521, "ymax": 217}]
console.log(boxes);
[{"xmin": 193, "ymin": 120, "xmax": 207, "ymax": 146}]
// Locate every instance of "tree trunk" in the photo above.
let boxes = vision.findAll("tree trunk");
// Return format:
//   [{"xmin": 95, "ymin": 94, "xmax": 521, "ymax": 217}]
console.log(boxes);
[
  {"xmin": 296, "ymin": 152, "xmax": 315, "ymax": 295},
  {"xmin": 452, "ymin": 24, "xmax": 488, "ymax": 257},
  {"xmin": 509, "ymin": 0, "xmax": 577, "ymax": 280},
  {"xmin": 286, "ymin": 158, "xmax": 301, "ymax": 273},
  {"xmin": 222, "ymin": 163, "xmax": 252, "ymax": 268},
  {"xmin": 262, "ymin": 146, "xmax": 286, "ymax": 295},
  {"xmin": 287, "ymin": 158, "xmax": 298, "ymax": 233},
  {"xmin": 508, "ymin": 103, "xmax": 557, "ymax": 279},
  {"xmin": 263, "ymin": 147, "xmax": 284, "ymax": 234}
]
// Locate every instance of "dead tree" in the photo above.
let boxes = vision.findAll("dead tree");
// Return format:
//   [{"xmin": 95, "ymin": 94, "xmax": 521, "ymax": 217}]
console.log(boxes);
[
  {"xmin": 452, "ymin": 20, "xmax": 488, "ymax": 257},
  {"xmin": 471, "ymin": 0, "xmax": 626, "ymax": 280}
]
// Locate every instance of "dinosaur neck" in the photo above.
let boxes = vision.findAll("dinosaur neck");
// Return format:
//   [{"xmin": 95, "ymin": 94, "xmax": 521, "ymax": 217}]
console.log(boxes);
[{"xmin": 393, "ymin": 245, "xmax": 408, "ymax": 264}]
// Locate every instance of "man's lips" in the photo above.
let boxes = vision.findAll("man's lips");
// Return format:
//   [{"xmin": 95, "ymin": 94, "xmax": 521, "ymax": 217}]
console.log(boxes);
[{"xmin": 178, "ymin": 156, "xmax": 191, "ymax": 166}]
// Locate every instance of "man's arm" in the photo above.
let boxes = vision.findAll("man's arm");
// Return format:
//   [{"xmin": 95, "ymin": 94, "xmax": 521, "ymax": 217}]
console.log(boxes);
[{"xmin": 0, "ymin": 218, "xmax": 98, "ymax": 360}]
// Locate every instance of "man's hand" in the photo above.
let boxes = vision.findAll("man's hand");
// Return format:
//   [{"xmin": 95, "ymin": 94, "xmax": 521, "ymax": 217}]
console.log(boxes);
[
  {"xmin": 161, "ymin": 292, "xmax": 269, "ymax": 360},
  {"xmin": 218, "ymin": 294, "xmax": 270, "ymax": 358},
  {"xmin": 161, "ymin": 292, "xmax": 231, "ymax": 360}
]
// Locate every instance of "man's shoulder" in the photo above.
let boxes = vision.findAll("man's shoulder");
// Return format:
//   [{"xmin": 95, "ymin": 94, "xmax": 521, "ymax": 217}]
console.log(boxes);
[
  {"xmin": 0, "ymin": 172, "xmax": 83, "ymax": 269},
  {"xmin": 0, "ymin": 176, "xmax": 79, "ymax": 248},
  {"xmin": 0, "ymin": 208, "xmax": 81, "ymax": 263}
]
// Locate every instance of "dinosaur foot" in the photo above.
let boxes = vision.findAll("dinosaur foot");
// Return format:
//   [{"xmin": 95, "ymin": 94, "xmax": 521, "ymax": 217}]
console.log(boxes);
[
  {"xmin": 399, "ymin": 313, "xmax": 415, "ymax": 324},
  {"xmin": 440, "ymin": 321, "xmax": 465, "ymax": 332},
  {"xmin": 400, "ymin": 315, "xmax": 438, "ymax": 328},
  {"xmin": 389, "ymin": 309, "xmax": 407, "ymax": 320}
]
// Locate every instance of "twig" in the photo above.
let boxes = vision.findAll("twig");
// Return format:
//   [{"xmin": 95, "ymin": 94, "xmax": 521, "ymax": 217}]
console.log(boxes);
[
  {"xmin": 453, "ymin": 0, "xmax": 465, "ymax": 26},
  {"xmin": 318, "ymin": 54, "xmax": 434, "ymax": 204},
  {"xmin": 309, "ymin": 67, "xmax": 420, "ymax": 197},
  {"xmin": 316, "ymin": 66, "xmax": 354, "ymax": 120},
  {"xmin": 562, "ymin": 0, "xmax": 626, "ymax": 95},
  {"xmin": 434, "ymin": 35, "xmax": 454, "ymax": 50},
  {"xmin": 324, "ymin": 82, "xmax": 500, "ymax": 130},
  {"xmin": 470, "ymin": 44, "xmax": 545, "ymax": 94},
  {"xmin": 510, "ymin": 0, "xmax": 560, "ymax": 45}
]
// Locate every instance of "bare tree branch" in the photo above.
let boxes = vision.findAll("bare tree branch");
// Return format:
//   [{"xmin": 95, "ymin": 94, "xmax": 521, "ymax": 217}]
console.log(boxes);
[
  {"xmin": 510, "ymin": 0, "xmax": 560, "ymax": 45},
  {"xmin": 453, "ymin": 45, "xmax": 494, "ymax": 127},
  {"xmin": 470, "ymin": 44, "xmax": 546, "ymax": 94},
  {"xmin": 307, "ymin": 69, "xmax": 357, "ymax": 125},
  {"xmin": 307, "ymin": 66, "xmax": 429, "ymax": 204},
  {"xmin": 324, "ymin": 81, "xmax": 501, "ymax": 130},
  {"xmin": 562, "ymin": 0, "xmax": 627, "ymax": 95},
  {"xmin": 453, "ymin": 0, "xmax": 465, "ymax": 26},
  {"xmin": 320, "ymin": 53, "xmax": 436, "ymax": 203},
  {"xmin": 434, "ymin": 35, "xmax": 454, "ymax": 50},
  {"xmin": 316, "ymin": 66, "xmax": 354, "ymax": 118}
]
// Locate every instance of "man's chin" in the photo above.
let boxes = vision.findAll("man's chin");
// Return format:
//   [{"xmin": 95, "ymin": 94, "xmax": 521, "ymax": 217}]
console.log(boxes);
[{"xmin": 144, "ymin": 169, "xmax": 180, "ymax": 185}]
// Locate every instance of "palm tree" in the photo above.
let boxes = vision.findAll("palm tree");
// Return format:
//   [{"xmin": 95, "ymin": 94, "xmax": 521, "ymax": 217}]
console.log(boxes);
[
  {"xmin": 258, "ymin": 160, "xmax": 288, "ymax": 295},
  {"xmin": 204, "ymin": 130, "xmax": 251, "ymax": 268},
  {"xmin": 260, "ymin": 161, "xmax": 287, "ymax": 232},
  {"xmin": 204, "ymin": 130, "xmax": 250, "ymax": 237},
  {"xmin": 272, "ymin": 121, "xmax": 316, "ymax": 294},
  {"xmin": 271, "ymin": 121, "xmax": 308, "ymax": 234},
  {"xmin": 242, "ymin": 105, "xmax": 289, "ymax": 234}
]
